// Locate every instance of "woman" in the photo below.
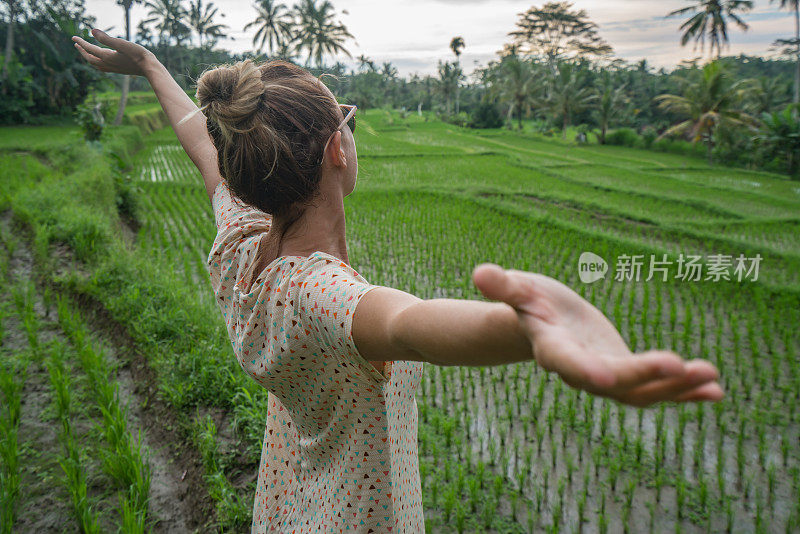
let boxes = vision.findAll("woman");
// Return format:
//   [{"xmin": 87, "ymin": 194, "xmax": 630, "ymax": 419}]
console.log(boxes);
[{"xmin": 72, "ymin": 29, "xmax": 723, "ymax": 533}]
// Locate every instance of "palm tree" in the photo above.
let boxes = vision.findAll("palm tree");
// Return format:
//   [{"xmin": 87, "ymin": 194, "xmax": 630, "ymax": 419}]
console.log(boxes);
[
  {"xmin": 450, "ymin": 36, "xmax": 465, "ymax": 60},
  {"xmin": 740, "ymin": 77, "xmax": 789, "ymax": 114},
  {"xmin": 771, "ymin": 0, "xmax": 800, "ymax": 104},
  {"xmin": 548, "ymin": 62, "xmax": 597, "ymax": 138},
  {"xmin": 244, "ymin": 0, "xmax": 292, "ymax": 56},
  {"xmin": 380, "ymin": 62, "xmax": 399, "ymax": 106},
  {"xmin": 144, "ymin": 0, "xmax": 190, "ymax": 68},
  {"xmin": 113, "ymin": 0, "xmax": 143, "ymax": 125},
  {"xmin": 135, "ymin": 19, "xmax": 156, "ymax": 46},
  {"xmin": 594, "ymin": 77, "xmax": 629, "ymax": 144},
  {"xmin": 329, "ymin": 61, "xmax": 347, "ymax": 76},
  {"xmin": 273, "ymin": 40, "xmax": 296, "ymax": 61},
  {"xmin": 450, "ymin": 36, "xmax": 465, "ymax": 114},
  {"xmin": 757, "ymin": 104, "xmax": 800, "ymax": 178},
  {"xmin": 1, "ymin": 0, "xmax": 18, "ymax": 83},
  {"xmin": 292, "ymin": 0, "xmax": 353, "ymax": 68},
  {"xmin": 357, "ymin": 54, "xmax": 376, "ymax": 72},
  {"xmin": 667, "ymin": 0, "xmax": 754, "ymax": 60},
  {"xmin": 188, "ymin": 0, "xmax": 228, "ymax": 48},
  {"xmin": 381, "ymin": 62, "xmax": 398, "ymax": 80},
  {"xmin": 437, "ymin": 60, "xmax": 463, "ymax": 115},
  {"xmin": 144, "ymin": 0, "xmax": 190, "ymax": 46},
  {"xmin": 485, "ymin": 54, "xmax": 540, "ymax": 130},
  {"xmin": 655, "ymin": 61, "xmax": 756, "ymax": 163}
]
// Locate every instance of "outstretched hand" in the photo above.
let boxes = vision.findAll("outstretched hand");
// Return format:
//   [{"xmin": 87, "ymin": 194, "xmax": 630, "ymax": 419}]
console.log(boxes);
[
  {"xmin": 72, "ymin": 28, "xmax": 156, "ymax": 77},
  {"xmin": 472, "ymin": 264, "xmax": 724, "ymax": 408}
]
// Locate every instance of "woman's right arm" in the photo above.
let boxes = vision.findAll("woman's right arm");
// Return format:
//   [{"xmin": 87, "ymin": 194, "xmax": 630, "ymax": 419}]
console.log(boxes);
[
  {"xmin": 352, "ymin": 264, "xmax": 724, "ymax": 408},
  {"xmin": 72, "ymin": 29, "xmax": 222, "ymax": 200}
]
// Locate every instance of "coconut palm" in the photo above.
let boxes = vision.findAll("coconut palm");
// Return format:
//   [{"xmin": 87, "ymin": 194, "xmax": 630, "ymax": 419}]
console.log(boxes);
[
  {"xmin": 450, "ymin": 36, "xmax": 465, "ymax": 60},
  {"xmin": 112, "ymin": 0, "xmax": 143, "ymax": 125},
  {"xmin": 292, "ymin": 0, "xmax": 353, "ymax": 68},
  {"xmin": 273, "ymin": 40, "xmax": 296, "ymax": 61},
  {"xmin": 757, "ymin": 104, "xmax": 800, "ymax": 177},
  {"xmin": 358, "ymin": 54, "xmax": 376, "ymax": 73},
  {"xmin": 143, "ymin": 0, "xmax": 190, "ymax": 71},
  {"xmin": 488, "ymin": 54, "xmax": 541, "ymax": 130},
  {"xmin": 135, "ymin": 19, "xmax": 155, "ymax": 46},
  {"xmin": 379, "ymin": 62, "xmax": 399, "ymax": 106},
  {"xmin": 771, "ymin": 0, "xmax": 800, "ymax": 104},
  {"xmin": 144, "ymin": 0, "xmax": 190, "ymax": 47},
  {"xmin": 2, "ymin": 0, "xmax": 19, "ymax": 83},
  {"xmin": 667, "ymin": 0, "xmax": 754, "ymax": 60},
  {"xmin": 437, "ymin": 60, "xmax": 463, "ymax": 115},
  {"xmin": 449, "ymin": 36, "xmax": 465, "ymax": 114},
  {"xmin": 244, "ymin": 0, "xmax": 292, "ymax": 56},
  {"xmin": 655, "ymin": 61, "xmax": 756, "ymax": 163},
  {"xmin": 740, "ymin": 77, "xmax": 790, "ymax": 114},
  {"xmin": 381, "ymin": 62, "xmax": 398, "ymax": 80},
  {"xmin": 548, "ymin": 62, "xmax": 597, "ymax": 138},
  {"xmin": 188, "ymin": 0, "xmax": 228, "ymax": 48},
  {"xmin": 594, "ymin": 78, "xmax": 630, "ymax": 144}
]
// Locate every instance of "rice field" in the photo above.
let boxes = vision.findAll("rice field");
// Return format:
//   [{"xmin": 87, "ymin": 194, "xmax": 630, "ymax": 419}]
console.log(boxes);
[
  {"xmin": 120, "ymin": 111, "xmax": 800, "ymax": 533},
  {"xmin": 5, "ymin": 110, "xmax": 797, "ymax": 533}
]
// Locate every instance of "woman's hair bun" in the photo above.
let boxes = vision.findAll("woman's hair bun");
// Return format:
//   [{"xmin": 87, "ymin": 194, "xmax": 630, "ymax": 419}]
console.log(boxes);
[{"xmin": 196, "ymin": 59, "xmax": 265, "ymax": 136}]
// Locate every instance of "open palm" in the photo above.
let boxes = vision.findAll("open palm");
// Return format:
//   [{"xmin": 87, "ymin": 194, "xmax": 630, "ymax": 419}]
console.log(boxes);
[
  {"xmin": 472, "ymin": 264, "xmax": 724, "ymax": 408},
  {"xmin": 72, "ymin": 29, "xmax": 155, "ymax": 77}
]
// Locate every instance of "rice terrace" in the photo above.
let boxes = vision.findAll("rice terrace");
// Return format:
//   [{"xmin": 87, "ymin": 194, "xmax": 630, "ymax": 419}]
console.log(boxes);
[{"xmin": 1, "ymin": 0, "xmax": 799, "ymax": 533}]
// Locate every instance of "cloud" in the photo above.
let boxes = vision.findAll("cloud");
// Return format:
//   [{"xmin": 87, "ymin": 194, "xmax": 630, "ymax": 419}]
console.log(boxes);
[{"xmin": 85, "ymin": 0, "xmax": 792, "ymax": 76}]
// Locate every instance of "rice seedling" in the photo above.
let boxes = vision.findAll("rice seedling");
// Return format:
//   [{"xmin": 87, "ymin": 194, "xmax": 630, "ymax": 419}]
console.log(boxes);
[
  {"xmin": 50, "ymin": 296, "xmax": 153, "ymax": 531},
  {"xmin": 46, "ymin": 341, "xmax": 101, "ymax": 533},
  {"xmin": 0, "ymin": 358, "xmax": 25, "ymax": 534}
]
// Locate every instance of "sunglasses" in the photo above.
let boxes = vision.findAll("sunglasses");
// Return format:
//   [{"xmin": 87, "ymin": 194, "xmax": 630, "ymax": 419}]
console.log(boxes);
[
  {"xmin": 319, "ymin": 104, "xmax": 357, "ymax": 166},
  {"xmin": 339, "ymin": 104, "xmax": 357, "ymax": 135}
]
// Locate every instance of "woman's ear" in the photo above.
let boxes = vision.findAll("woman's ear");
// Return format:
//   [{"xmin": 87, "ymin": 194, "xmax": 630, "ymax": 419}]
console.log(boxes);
[{"xmin": 327, "ymin": 131, "xmax": 347, "ymax": 168}]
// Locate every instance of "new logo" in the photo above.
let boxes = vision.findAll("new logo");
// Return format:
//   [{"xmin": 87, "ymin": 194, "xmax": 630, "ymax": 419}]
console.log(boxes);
[{"xmin": 579, "ymin": 252, "xmax": 608, "ymax": 284}]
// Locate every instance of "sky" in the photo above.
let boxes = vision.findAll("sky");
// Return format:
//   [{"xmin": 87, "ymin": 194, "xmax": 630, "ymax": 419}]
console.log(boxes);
[{"xmin": 84, "ymin": 0, "xmax": 793, "ymax": 77}]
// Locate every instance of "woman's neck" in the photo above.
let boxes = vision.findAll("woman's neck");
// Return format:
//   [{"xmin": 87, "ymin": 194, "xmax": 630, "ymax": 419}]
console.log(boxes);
[{"xmin": 271, "ymin": 186, "xmax": 350, "ymax": 264}]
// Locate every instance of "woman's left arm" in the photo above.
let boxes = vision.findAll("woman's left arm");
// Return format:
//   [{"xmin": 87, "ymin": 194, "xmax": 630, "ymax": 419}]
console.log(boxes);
[{"xmin": 73, "ymin": 29, "xmax": 221, "ymax": 201}]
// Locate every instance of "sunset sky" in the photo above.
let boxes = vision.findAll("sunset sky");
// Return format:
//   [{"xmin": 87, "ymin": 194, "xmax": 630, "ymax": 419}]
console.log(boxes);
[{"xmin": 85, "ymin": 0, "xmax": 793, "ymax": 76}]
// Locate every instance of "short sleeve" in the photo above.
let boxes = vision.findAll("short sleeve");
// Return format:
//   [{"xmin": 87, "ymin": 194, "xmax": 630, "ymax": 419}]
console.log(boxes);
[
  {"xmin": 293, "ymin": 254, "xmax": 385, "ymax": 384},
  {"xmin": 227, "ymin": 253, "xmax": 386, "ymax": 430},
  {"xmin": 207, "ymin": 181, "xmax": 272, "ymax": 305},
  {"xmin": 210, "ymin": 180, "xmax": 272, "ymax": 243}
]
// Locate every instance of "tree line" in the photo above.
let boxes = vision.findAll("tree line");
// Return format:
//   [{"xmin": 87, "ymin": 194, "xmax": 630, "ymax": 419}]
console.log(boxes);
[{"xmin": 1, "ymin": 0, "xmax": 798, "ymax": 177}]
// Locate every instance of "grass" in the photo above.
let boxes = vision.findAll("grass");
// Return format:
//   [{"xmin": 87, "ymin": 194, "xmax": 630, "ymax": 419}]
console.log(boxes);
[{"xmin": 0, "ymin": 125, "xmax": 82, "ymax": 151}]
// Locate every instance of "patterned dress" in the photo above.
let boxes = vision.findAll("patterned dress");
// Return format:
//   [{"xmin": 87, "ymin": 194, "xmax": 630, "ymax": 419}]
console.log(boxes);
[{"xmin": 207, "ymin": 181, "xmax": 426, "ymax": 533}]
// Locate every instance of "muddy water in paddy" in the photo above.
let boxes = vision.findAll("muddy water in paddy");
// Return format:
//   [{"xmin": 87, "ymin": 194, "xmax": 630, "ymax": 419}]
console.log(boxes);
[{"xmin": 417, "ymin": 277, "xmax": 799, "ymax": 533}]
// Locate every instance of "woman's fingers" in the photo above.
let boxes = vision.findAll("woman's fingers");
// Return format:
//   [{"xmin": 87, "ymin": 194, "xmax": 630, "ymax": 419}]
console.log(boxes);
[
  {"xmin": 601, "ymin": 350, "xmax": 687, "ymax": 391},
  {"xmin": 473, "ymin": 264, "xmax": 554, "ymax": 321},
  {"xmin": 71, "ymin": 36, "xmax": 114, "ymax": 61},
  {"xmin": 472, "ymin": 264, "xmax": 528, "ymax": 307},
  {"xmin": 73, "ymin": 43, "xmax": 104, "ymax": 68},
  {"xmin": 620, "ymin": 360, "xmax": 721, "ymax": 407},
  {"xmin": 673, "ymin": 382, "xmax": 725, "ymax": 403},
  {"xmin": 472, "ymin": 265, "xmax": 725, "ymax": 408},
  {"xmin": 91, "ymin": 28, "xmax": 126, "ymax": 51}
]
